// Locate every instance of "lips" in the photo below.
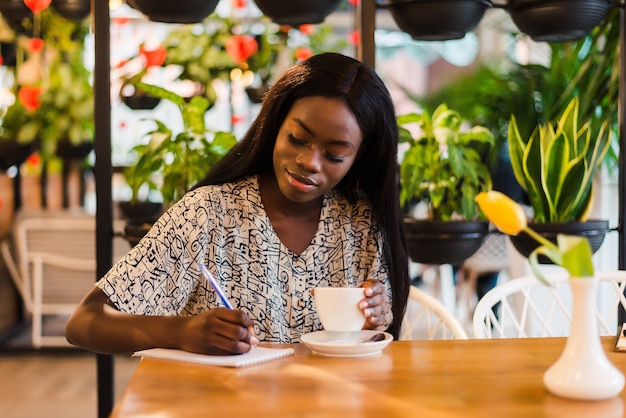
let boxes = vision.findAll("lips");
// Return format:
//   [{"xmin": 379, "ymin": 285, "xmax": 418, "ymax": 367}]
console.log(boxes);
[{"xmin": 287, "ymin": 171, "xmax": 318, "ymax": 190}]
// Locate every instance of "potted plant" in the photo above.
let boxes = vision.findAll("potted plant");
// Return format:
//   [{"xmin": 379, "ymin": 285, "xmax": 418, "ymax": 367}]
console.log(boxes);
[
  {"xmin": 507, "ymin": 96, "xmax": 612, "ymax": 260},
  {"xmin": 398, "ymin": 103, "xmax": 495, "ymax": 265},
  {"xmin": 120, "ymin": 81, "xmax": 237, "ymax": 246},
  {"xmin": 1, "ymin": 7, "xmax": 93, "ymax": 162},
  {"xmin": 117, "ymin": 44, "xmax": 167, "ymax": 110},
  {"xmin": 159, "ymin": 14, "xmax": 287, "ymax": 106}
]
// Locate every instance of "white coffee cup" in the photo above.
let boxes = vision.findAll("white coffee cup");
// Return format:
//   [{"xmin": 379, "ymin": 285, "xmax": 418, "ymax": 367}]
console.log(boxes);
[{"xmin": 313, "ymin": 287, "xmax": 366, "ymax": 332}]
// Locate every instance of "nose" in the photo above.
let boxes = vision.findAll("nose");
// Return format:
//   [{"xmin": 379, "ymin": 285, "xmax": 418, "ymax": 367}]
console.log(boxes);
[{"xmin": 296, "ymin": 148, "xmax": 322, "ymax": 173}]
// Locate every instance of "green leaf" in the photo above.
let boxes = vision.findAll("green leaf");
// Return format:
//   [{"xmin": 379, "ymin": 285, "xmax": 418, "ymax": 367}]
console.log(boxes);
[
  {"xmin": 135, "ymin": 82, "xmax": 185, "ymax": 106},
  {"xmin": 558, "ymin": 235, "xmax": 594, "ymax": 277},
  {"xmin": 528, "ymin": 245, "xmax": 562, "ymax": 286},
  {"xmin": 543, "ymin": 132, "xmax": 568, "ymax": 220}
]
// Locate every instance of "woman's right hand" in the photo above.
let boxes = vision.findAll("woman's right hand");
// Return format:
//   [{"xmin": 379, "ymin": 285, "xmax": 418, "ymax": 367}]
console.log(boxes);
[{"xmin": 179, "ymin": 308, "xmax": 259, "ymax": 355}]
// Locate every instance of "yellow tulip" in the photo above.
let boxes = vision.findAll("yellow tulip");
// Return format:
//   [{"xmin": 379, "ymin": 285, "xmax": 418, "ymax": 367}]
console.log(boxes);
[
  {"xmin": 475, "ymin": 190, "xmax": 594, "ymax": 282},
  {"xmin": 475, "ymin": 191, "xmax": 527, "ymax": 235}
]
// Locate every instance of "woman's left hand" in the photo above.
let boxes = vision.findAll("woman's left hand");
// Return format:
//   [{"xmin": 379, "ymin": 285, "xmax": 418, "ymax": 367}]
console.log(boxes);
[{"xmin": 359, "ymin": 279, "xmax": 388, "ymax": 329}]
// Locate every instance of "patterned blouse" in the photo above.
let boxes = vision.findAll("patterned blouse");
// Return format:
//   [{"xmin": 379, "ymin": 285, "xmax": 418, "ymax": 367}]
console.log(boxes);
[{"xmin": 97, "ymin": 175, "xmax": 392, "ymax": 343}]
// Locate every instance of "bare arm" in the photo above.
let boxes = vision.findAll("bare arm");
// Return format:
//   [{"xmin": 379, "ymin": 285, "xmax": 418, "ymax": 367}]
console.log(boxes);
[{"xmin": 65, "ymin": 287, "xmax": 258, "ymax": 355}]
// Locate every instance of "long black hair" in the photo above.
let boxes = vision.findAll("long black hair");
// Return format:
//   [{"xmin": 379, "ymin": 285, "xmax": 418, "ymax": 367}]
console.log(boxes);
[{"xmin": 194, "ymin": 52, "xmax": 409, "ymax": 339}]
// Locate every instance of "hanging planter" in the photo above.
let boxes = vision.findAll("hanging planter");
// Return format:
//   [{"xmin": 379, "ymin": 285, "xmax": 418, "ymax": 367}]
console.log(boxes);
[
  {"xmin": 0, "ymin": 41, "xmax": 16, "ymax": 67},
  {"xmin": 383, "ymin": 0, "xmax": 492, "ymax": 41},
  {"xmin": 0, "ymin": 139, "xmax": 36, "ymax": 171},
  {"xmin": 51, "ymin": 0, "xmax": 90, "ymax": 21},
  {"xmin": 126, "ymin": 0, "xmax": 220, "ymax": 24},
  {"xmin": 506, "ymin": 0, "xmax": 611, "ymax": 42},
  {"xmin": 55, "ymin": 139, "xmax": 93, "ymax": 160},
  {"xmin": 0, "ymin": 0, "xmax": 33, "ymax": 33},
  {"xmin": 120, "ymin": 90, "xmax": 161, "ymax": 110},
  {"xmin": 508, "ymin": 220, "xmax": 610, "ymax": 264},
  {"xmin": 404, "ymin": 219, "xmax": 489, "ymax": 265},
  {"xmin": 245, "ymin": 83, "xmax": 270, "ymax": 104},
  {"xmin": 252, "ymin": 0, "xmax": 342, "ymax": 26}
]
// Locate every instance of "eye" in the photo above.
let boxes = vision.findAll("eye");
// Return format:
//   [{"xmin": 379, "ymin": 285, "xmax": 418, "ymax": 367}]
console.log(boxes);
[
  {"xmin": 325, "ymin": 153, "xmax": 345, "ymax": 163},
  {"xmin": 288, "ymin": 133, "xmax": 307, "ymax": 147}
]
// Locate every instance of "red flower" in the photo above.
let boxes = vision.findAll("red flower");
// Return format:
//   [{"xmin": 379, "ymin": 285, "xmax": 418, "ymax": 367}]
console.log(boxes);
[
  {"xmin": 23, "ymin": 0, "xmax": 51, "ymax": 14},
  {"xmin": 139, "ymin": 45, "xmax": 167, "ymax": 68},
  {"xmin": 348, "ymin": 0, "xmax": 359, "ymax": 5},
  {"xmin": 299, "ymin": 24, "xmax": 315, "ymax": 35},
  {"xmin": 0, "ymin": 56, "xmax": 3, "ymax": 66},
  {"xmin": 231, "ymin": 114, "xmax": 245, "ymax": 125},
  {"xmin": 232, "ymin": 0, "xmax": 246, "ymax": 8},
  {"xmin": 225, "ymin": 35, "xmax": 258, "ymax": 63},
  {"xmin": 26, "ymin": 152, "xmax": 41, "ymax": 167},
  {"xmin": 112, "ymin": 17, "xmax": 130, "ymax": 26},
  {"xmin": 18, "ymin": 85, "xmax": 43, "ymax": 112},
  {"xmin": 27, "ymin": 38, "xmax": 45, "ymax": 53},
  {"xmin": 115, "ymin": 59, "xmax": 130, "ymax": 69},
  {"xmin": 349, "ymin": 30, "xmax": 360, "ymax": 46},
  {"xmin": 295, "ymin": 47, "xmax": 313, "ymax": 62}
]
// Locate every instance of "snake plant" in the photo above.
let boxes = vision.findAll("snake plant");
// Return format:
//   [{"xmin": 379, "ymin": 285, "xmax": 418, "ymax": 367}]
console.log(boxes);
[{"xmin": 508, "ymin": 97, "xmax": 611, "ymax": 223}]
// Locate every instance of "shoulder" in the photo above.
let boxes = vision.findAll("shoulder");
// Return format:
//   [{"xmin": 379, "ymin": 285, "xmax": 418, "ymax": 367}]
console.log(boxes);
[{"xmin": 180, "ymin": 177, "xmax": 257, "ymax": 206}]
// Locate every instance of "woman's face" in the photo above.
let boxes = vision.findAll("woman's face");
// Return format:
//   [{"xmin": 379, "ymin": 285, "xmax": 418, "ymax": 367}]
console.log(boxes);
[{"xmin": 273, "ymin": 96, "xmax": 363, "ymax": 203}]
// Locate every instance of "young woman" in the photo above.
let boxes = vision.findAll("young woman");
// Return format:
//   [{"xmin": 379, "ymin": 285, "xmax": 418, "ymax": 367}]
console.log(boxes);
[{"xmin": 66, "ymin": 52, "xmax": 410, "ymax": 355}]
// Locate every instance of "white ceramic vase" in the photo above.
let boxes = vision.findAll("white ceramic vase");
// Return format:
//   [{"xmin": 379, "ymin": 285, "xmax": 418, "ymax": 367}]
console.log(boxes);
[{"xmin": 543, "ymin": 277, "xmax": 625, "ymax": 400}]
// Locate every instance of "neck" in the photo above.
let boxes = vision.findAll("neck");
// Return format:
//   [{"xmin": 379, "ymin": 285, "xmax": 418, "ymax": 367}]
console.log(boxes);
[{"xmin": 258, "ymin": 172, "xmax": 323, "ymax": 218}]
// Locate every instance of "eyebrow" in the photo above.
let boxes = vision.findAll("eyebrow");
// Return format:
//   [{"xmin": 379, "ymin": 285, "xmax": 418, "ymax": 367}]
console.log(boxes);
[{"xmin": 293, "ymin": 118, "xmax": 357, "ymax": 149}]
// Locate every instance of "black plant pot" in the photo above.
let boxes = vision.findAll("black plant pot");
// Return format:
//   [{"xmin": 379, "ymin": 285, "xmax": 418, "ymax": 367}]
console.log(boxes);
[
  {"xmin": 245, "ymin": 84, "xmax": 270, "ymax": 104},
  {"xmin": 385, "ymin": 0, "xmax": 492, "ymax": 41},
  {"xmin": 56, "ymin": 139, "xmax": 93, "ymax": 160},
  {"xmin": 0, "ymin": 0, "xmax": 33, "ymax": 33},
  {"xmin": 0, "ymin": 41, "xmax": 16, "ymax": 67},
  {"xmin": 120, "ymin": 201, "xmax": 162, "ymax": 248},
  {"xmin": 404, "ymin": 218, "xmax": 489, "ymax": 265},
  {"xmin": 0, "ymin": 139, "xmax": 36, "ymax": 171},
  {"xmin": 507, "ymin": 0, "xmax": 611, "ymax": 42},
  {"xmin": 51, "ymin": 0, "xmax": 91, "ymax": 21},
  {"xmin": 124, "ymin": 220, "xmax": 154, "ymax": 248},
  {"xmin": 508, "ymin": 220, "xmax": 610, "ymax": 264},
  {"xmin": 121, "ymin": 92, "xmax": 161, "ymax": 110},
  {"xmin": 126, "ymin": 0, "xmax": 219, "ymax": 24},
  {"xmin": 252, "ymin": 0, "xmax": 342, "ymax": 25},
  {"xmin": 118, "ymin": 201, "xmax": 163, "ymax": 223}
]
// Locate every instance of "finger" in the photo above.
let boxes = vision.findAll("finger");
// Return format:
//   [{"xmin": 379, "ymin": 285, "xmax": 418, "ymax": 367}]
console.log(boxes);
[
  {"xmin": 359, "ymin": 292, "xmax": 384, "ymax": 310},
  {"xmin": 208, "ymin": 324, "xmax": 256, "ymax": 354},
  {"xmin": 362, "ymin": 281, "xmax": 384, "ymax": 297}
]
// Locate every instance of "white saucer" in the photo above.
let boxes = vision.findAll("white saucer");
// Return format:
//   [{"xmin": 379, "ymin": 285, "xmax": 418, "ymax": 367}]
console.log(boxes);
[{"xmin": 300, "ymin": 330, "xmax": 393, "ymax": 357}]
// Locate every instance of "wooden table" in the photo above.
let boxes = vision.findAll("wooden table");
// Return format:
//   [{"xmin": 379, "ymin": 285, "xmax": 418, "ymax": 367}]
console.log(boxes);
[{"xmin": 111, "ymin": 337, "xmax": 626, "ymax": 417}]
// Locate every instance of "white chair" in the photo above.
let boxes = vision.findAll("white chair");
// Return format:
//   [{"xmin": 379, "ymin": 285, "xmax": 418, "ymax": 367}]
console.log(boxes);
[
  {"xmin": 456, "ymin": 232, "xmax": 510, "ymax": 322},
  {"xmin": 473, "ymin": 270, "xmax": 626, "ymax": 338},
  {"xmin": 1, "ymin": 209, "xmax": 130, "ymax": 348},
  {"xmin": 401, "ymin": 285, "xmax": 469, "ymax": 340}
]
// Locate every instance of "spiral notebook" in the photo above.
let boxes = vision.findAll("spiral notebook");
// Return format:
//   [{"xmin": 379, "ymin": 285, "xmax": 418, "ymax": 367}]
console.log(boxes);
[{"xmin": 133, "ymin": 346, "xmax": 295, "ymax": 368}]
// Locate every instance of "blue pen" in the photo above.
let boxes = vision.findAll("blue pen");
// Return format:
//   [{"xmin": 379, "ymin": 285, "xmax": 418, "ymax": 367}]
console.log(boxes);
[{"xmin": 199, "ymin": 264, "xmax": 234, "ymax": 309}]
